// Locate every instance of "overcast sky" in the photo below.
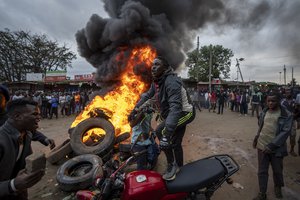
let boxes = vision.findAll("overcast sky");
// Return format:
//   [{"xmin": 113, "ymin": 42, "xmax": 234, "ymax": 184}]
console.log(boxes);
[{"xmin": 0, "ymin": 0, "xmax": 299, "ymax": 84}]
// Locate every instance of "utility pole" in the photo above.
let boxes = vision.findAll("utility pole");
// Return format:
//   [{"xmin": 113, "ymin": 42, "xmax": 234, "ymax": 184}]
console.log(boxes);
[
  {"xmin": 283, "ymin": 65, "xmax": 286, "ymax": 85},
  {"xmin": 196, "ymin": 36, "xmax": 200, "ymax": 82},
  {"xmin": 292, "ymin": 67, "xmax": 294, "ymax": 88},
  {"xmin": 236, "ymin": 65, "xmax": 239, "ymax": 82},
  {"xmin": 236, "ymin": 58, "xmax": 244, "ymax": 83},
  {"xmin": 197, "ymin": 36, "xmax": 199, "ymax": 51},
  {"xmin": 279, "ymin": 72, "xmax": 282, "ymax": 85},
  {"xmin": 209, "ymin": 45, "xmax": 212, "ymax": 93}
]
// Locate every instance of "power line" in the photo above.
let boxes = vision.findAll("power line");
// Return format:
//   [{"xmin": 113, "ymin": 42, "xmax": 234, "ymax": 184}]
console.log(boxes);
[
  {"xmin": 242, "ymin": 54, "xmax": 300, "ymax": 61},
  {"xmin": 242, "ymin": 64, "xmax": 300, "ymax": 68}
]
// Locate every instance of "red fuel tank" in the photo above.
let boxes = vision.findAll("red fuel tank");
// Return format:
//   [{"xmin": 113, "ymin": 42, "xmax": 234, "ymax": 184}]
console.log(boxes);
[{"xmin": 121, "ymin": 170, "xmax": 168, "ymax": 200}]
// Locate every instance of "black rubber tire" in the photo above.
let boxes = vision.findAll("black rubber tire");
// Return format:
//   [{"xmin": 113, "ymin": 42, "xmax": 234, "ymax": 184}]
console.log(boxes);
[
  {"xmin": 56, "ymin": 154, "xmax": 103, "ymax": 192},
  {"xmin": 47, "ymin": 139, "xmax": 72, "ymax": 165},
  {"xmin": 70, "ymin": 118, "xmax": 115, "ymax": 156},
  {"xmin": 114, "ymin": 132, "xmax": 130, "ymax": 144},
  {"xmin": 68, "ymin": 127, "xmax": 75, "ymax": 135}
]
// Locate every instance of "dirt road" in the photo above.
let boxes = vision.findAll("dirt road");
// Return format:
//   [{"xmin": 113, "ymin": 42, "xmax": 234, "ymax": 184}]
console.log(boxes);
[{"xmin": 29, "ymin": 108, "xmax": 300, "ymax": 200}]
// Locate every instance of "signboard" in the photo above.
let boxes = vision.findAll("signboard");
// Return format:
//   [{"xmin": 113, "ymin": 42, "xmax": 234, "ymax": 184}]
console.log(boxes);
[
  {"xmin": 212, "ymin": 78, "xmax": 221, "ymax": 84},
  {"xmin": 46, "ymin": 70, "xmax": 67, "ymax": 76},
  {"xmin": 74, "ymin": 74, "xmax": 94, "ymax": 81},
  {"xmin": 45, "ymin": 70, "xmax": 67, "ymax": 82},
  {"xmin": 26, "ymin": 73, "xmax": 43, "ymax": 81},
  {"xmin": 44, "ymin": 76, "xmax": 66, "ymax": 82}
]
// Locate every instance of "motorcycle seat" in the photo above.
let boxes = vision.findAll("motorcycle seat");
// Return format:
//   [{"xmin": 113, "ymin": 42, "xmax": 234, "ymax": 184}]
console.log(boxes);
[{"xmin": 166, "ymin": 158, "xmax": 225, "ymax": 194}]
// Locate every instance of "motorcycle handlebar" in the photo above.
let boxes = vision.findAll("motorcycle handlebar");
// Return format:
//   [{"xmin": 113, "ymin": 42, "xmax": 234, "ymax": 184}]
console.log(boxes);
[
  {"xmin": 131, "ymin": 149, "xmax": 148, "ymax": 158},
  {"xmin": 109, "ymin": 149, "xmax": 148, "ymax": 179}
]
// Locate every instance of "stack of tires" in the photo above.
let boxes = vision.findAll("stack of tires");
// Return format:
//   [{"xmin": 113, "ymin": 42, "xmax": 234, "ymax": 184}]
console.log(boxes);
[{"xmin": 52, "ymin": 117, "xmax": 131, "ymax": 192}]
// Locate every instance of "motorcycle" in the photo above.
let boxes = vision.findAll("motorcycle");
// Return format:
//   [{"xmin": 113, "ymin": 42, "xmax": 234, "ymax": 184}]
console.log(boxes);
[{"xmin": 76, "ymin": 150, "xmax": 239, "ymax": 200}]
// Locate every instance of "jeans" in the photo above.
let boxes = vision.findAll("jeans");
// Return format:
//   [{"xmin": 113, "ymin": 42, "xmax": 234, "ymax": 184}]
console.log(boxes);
[
  {"xmin": 257, "ymin": 149, "xmax": 284, "ymax": 193},
  {"xmin": 132, "ymin": 142, "xmax": 159, "ymax": 170}
]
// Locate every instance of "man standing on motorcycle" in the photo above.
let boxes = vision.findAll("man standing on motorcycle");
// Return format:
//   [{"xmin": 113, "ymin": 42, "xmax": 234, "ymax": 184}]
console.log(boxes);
[
  {"xmin": 252, "ymin": 92, "xmax": 293, "ymax": 200},
  {"xmin": 129, "ymin": 56, "xmax": 195, "ymax": 180}
]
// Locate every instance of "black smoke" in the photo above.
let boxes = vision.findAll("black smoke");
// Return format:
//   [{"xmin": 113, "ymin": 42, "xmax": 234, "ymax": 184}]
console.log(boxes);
[{"xmin": 76, "ymin": 0, "xmax": 300, "ymax": 87}]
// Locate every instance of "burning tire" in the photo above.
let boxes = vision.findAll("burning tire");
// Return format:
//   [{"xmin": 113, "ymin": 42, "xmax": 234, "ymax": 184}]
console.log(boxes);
[
  {"xmin": 68, "ymin": 127, "xmax": 75, "ymax": 135},
  {"xmin": 114, "ymin": 132, "xmax": 130, "ymax": 144},
  {"xmin": 56, "ymin": 154, "xmax": 103, "ymax": 192},
  {"xmin": 70, "ymin": 118, "xmax": 115, "ymax": 156}
]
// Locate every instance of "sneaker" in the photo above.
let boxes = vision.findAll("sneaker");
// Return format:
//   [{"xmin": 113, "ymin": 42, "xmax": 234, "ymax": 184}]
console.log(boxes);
[
  {"xmin": 274, "ymin": 187, "xmax": 283, "ymax": 199},
  {"xmin": 253, "ymin": 192, "xmax": 267, "ymax": 200},
  {"xmin": 162, "ymin": 163, "xmax": 179, "ymax": 181}
]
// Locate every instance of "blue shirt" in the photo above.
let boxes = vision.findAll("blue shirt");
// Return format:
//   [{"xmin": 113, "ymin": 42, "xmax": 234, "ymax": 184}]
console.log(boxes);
[
  {"xmin": 51, "ymin": 97, "xmax": 58, "ymax": 108},
  {"xmin": 131, "ymin": 113, "xmax": 152, "ymax": 146}
]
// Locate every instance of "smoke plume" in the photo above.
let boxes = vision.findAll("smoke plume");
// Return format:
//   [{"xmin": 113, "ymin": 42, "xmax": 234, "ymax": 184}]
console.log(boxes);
[{"xmin": 76, "ymin": 0, "xmax": 300, "ymax": 87}]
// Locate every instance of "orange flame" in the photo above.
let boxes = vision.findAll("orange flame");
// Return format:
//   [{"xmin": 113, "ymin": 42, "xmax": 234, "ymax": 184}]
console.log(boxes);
[{"xmin": 71, "ymin": 45, "xmax": 157, "ymax": 140}]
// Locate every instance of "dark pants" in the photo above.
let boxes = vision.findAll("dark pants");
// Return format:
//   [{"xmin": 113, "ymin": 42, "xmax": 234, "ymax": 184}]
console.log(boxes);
[
  {"xmin": 156, "ymin": 109, "xmax": 195, "ymax": 167},
  {"xmin": 60, "ymin": 103, "xmax": 67, "ymax": 116},
  {"xmin": 251, "ymin": 103, "xmax": 260, "ymax": 117},
  {"xmin": 132, "ymin": 142, "xmax": 159, "ymax": 170},
  {"xmin": 132, "ymin": 144, "xmax": 148, "ymax": 170},
  {"xmin": 41, "ymin": 105, "xmax": 48, "ymax": 118},
  {"xmin": 230, "ymin": 100, "xmax": 235, "ymax": 111},
  {"xmin": 257, "ymin": 149, "xmax": 284, "ymax": 193},
  {"xmin": 217, "ymin": 102, "xmax": 224, "ymax": 114},
  {"xmin": 50, "ymin": 107, "xmax": 58, "ymax": 119},
  {"xmin": 235, "ymin": 102, "xmax": 240, "ymax": 112},
  {"xmin": 240, "ymin": 102, "xmax": 248, "ymax": 115},
  {"xmin": 193, "ymin": 101, "xmax": 201, "ymax": 111}
]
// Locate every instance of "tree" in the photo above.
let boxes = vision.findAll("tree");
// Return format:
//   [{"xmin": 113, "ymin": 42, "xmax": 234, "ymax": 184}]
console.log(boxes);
[
  {"xmin": 288, "ymin": 78, "xmax": 297, "ymax": 87},
  {"xmin": 186, "ymin": 45, "xmax": 234, "ymax": 82},
  {"xmin": 0, "ymin": 29, "xmax": 76, "ymax": 82}
]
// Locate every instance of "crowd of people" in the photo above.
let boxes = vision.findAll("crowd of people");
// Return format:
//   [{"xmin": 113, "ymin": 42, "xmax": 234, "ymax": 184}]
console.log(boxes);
[
  {"xmin": 9, "ymin": 90, "xmax": 91, "ymax": 119},
  {"xmin": 189, "ymin": 86, "xmax": 300, "ymax": 200},
  {"xmin": 190, "ymin": 87, "xmax": 300, "ymax": 118},
  {"xmin": 1, "ymin": 55, "xmax": 300, "ymax": 199}
]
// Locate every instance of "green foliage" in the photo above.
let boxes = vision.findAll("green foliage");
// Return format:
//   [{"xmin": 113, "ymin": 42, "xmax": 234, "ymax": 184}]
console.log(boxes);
[
  {"xmin": 288, "ymin": 78, "xmax": 297, "ymax": 86},
  {"xmin": 0, "ymin": 29, "xmax": 76, "ymax": 82},
  {"xmin": 185, "ymin": 45, "xmax": 233, "ymax": 82}
]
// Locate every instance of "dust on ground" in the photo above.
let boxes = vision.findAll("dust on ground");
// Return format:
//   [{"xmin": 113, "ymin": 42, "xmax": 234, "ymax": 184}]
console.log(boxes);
[{"xmin": 29, "ymin": 108, "xmax": 300, "ymax": 200}]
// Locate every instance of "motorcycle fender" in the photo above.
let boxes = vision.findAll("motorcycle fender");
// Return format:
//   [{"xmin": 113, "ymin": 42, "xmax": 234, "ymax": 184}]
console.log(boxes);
[{"xmin": 121, "ymin": 170, "xmax": 168, "ymax": 200}]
